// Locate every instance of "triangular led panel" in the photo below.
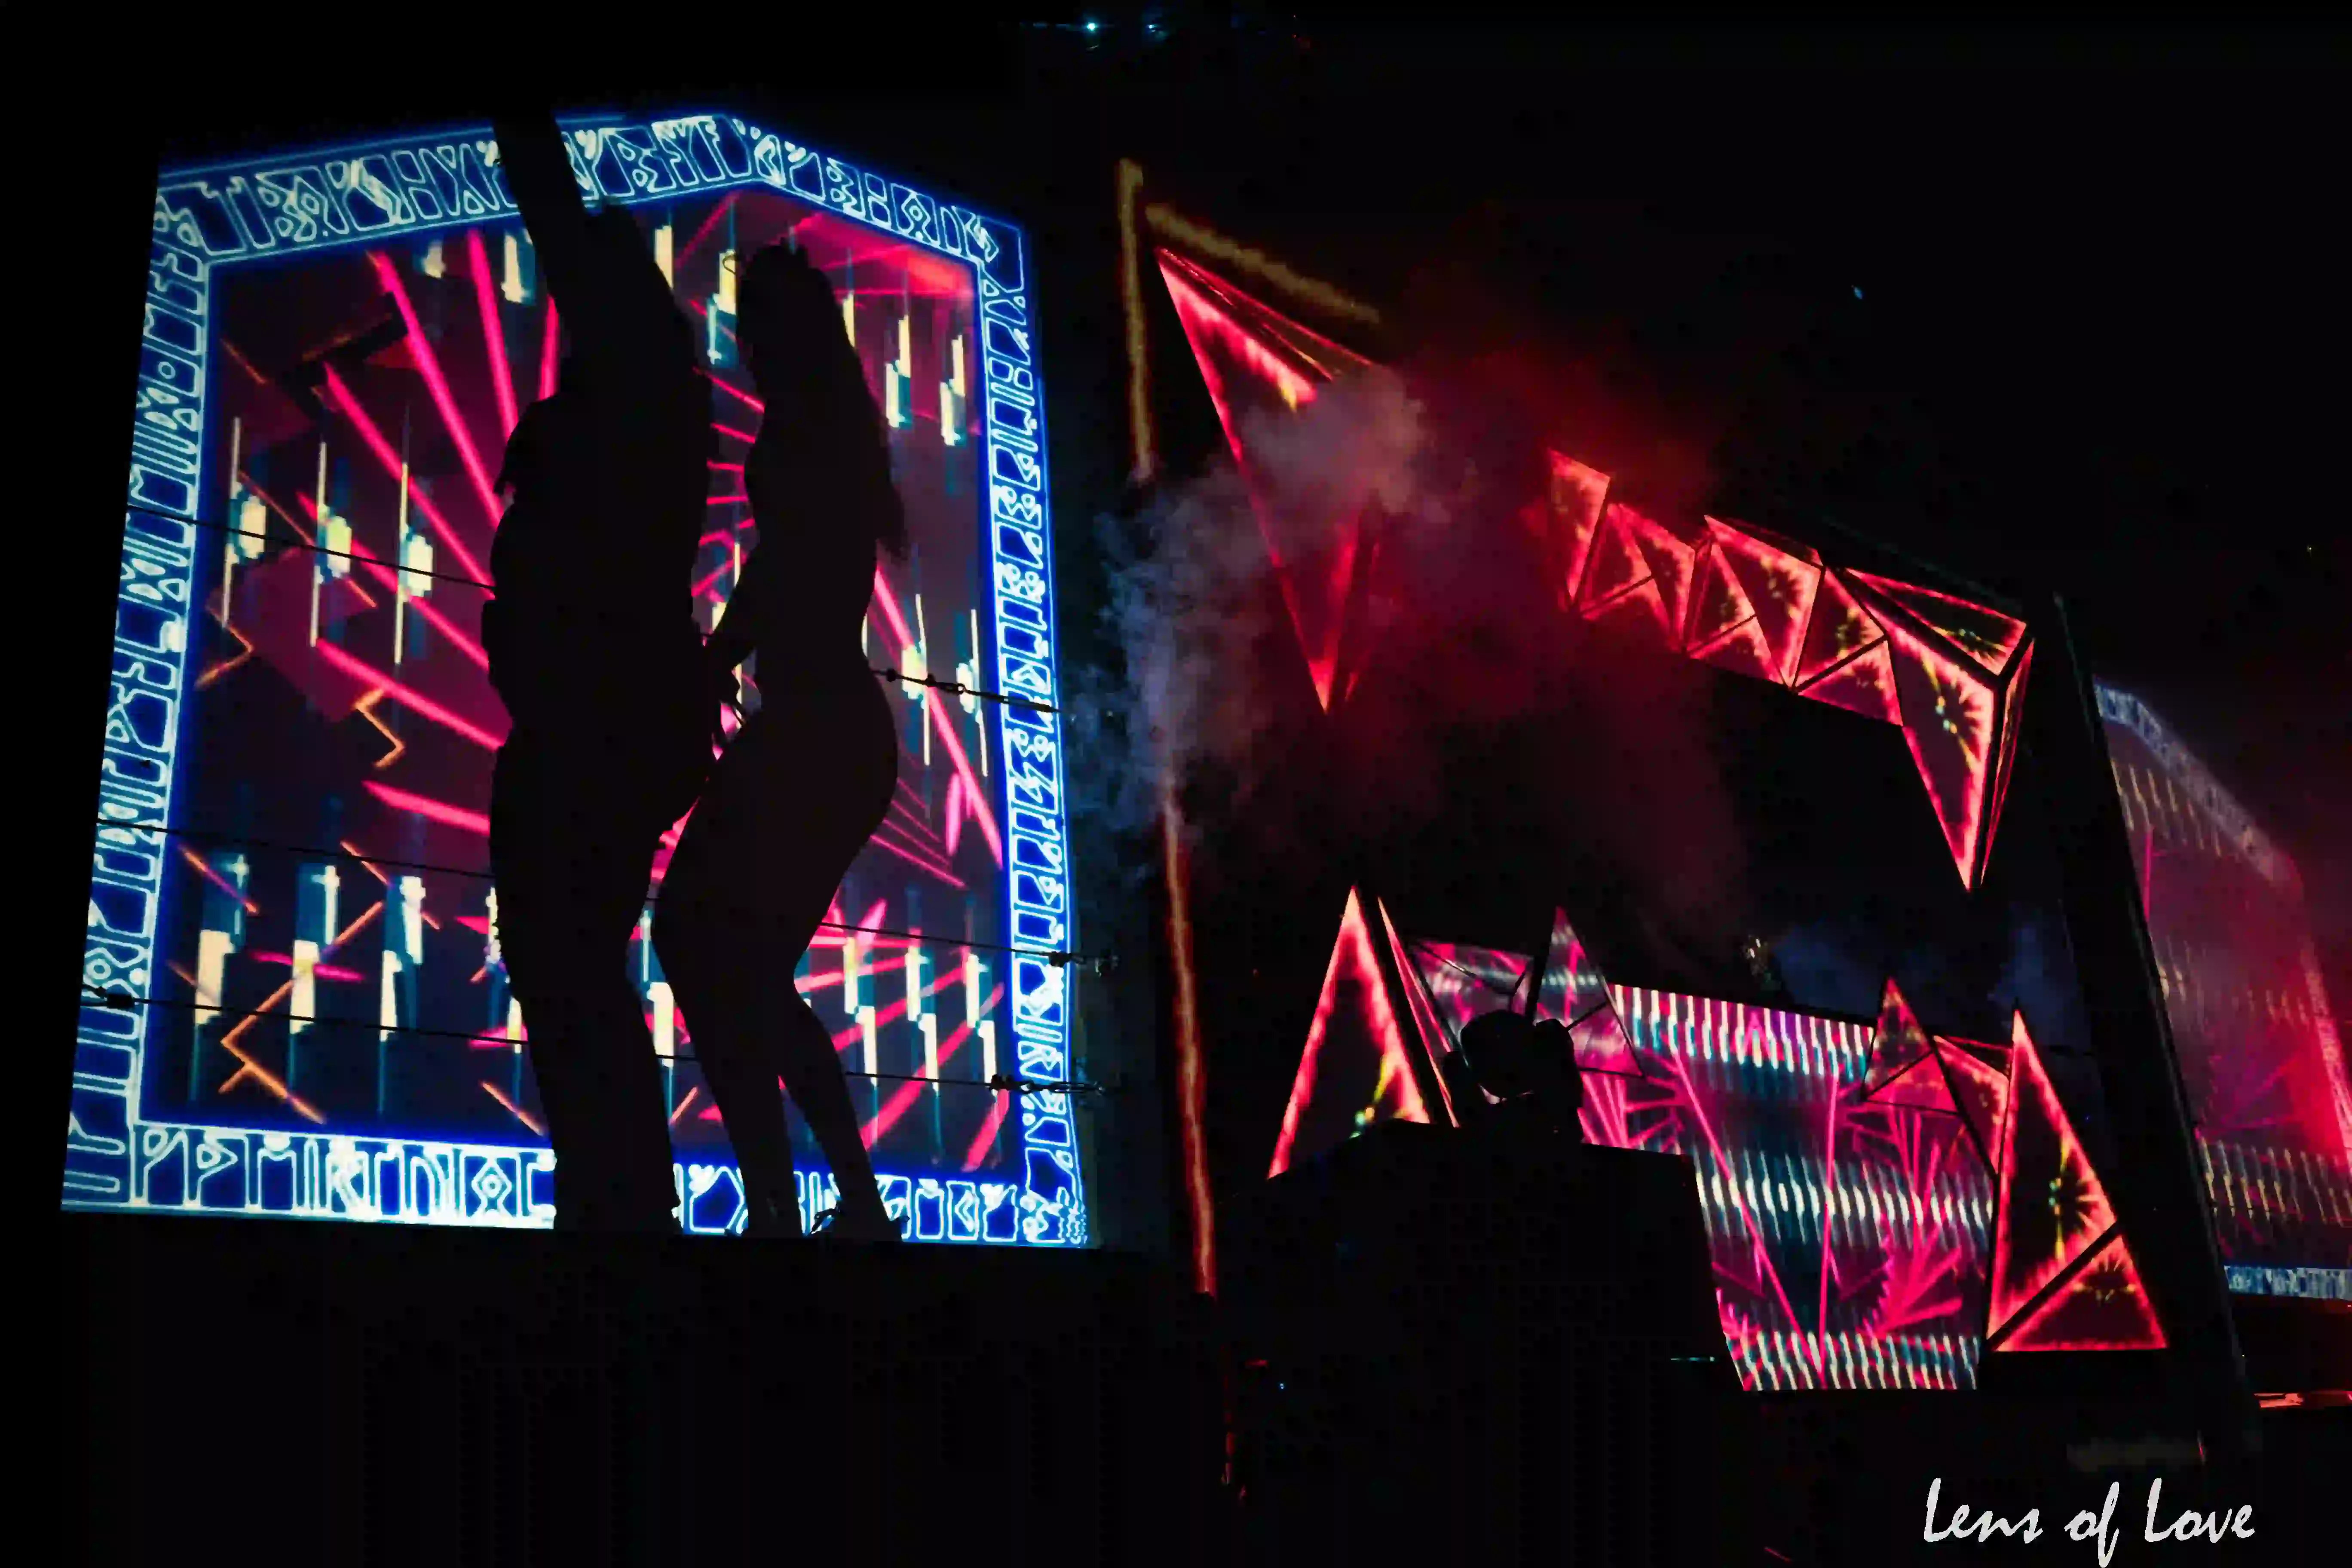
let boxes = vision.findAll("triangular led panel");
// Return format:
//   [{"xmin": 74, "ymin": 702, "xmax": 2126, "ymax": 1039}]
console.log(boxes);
[
  {"xmin": 1547, "ymin": 451, "xmax": 1611, "ymax": 609},
  {"xmin": 1406, "ymin": 940, "xmax": 1531, "ymax": 1050},
  {"xmin": 1684, "ymin": 542, "xmax": 1757, "ymax": 650},
  {"xmin": 1577, "ymin": 504, "xmax": 1655, "ymax": 614},
  {"xmin": 1937, "ymin": 1040, "xmax": 2012, "ymax": 1175},
  {"xmin": 1157, "ymin": 249, "xmax": 1369, "ymax": 395},
  {"xmin": 1624, "ymin": 508, "xmax": 1701, "ymax": 640},
  {"xmin": 1584, "ymin": 574, "xmax": 1678, "ymax": 647},
  {"xmin": 1793, "ymin": 567, "xmax": 1883, "ymax": 686},
  {"xmin": 1155, "ymin": 252, "xmax": 1369, "ymax": 713},
  {"xmin": 1875, "ymin": 1054, "xmax": 1961, "ymax": 1114},
  {"xmin": 1690, "ymin": 615, "xmax": 1781, "ymax": 683},
  {"xmin": 1532, "ymin": 908, "xmax": 1613, "ymax": 1029},
  {"xmin": 1706, "ymin": 517, "xmax": 1822, "ymax": 683},
  {"xmin": 1984, "ymin": 640, "xmax": 2034, "ymax": 869},
  {"xmin": 1796, "ymin": 640, "xmax": 1901, "ymax": 725},
  {"xmin": 1376, "ymin": 898, "xmax": 1469, "ymax": 1126},
  {"xmin": 1988, "ymin": 1013, "xmax": 2120, "ymax": 1339},
  {"xmin": 1567, "ymin": 1002, "xmax": 1644, "ymax": 1078},
  {"xmin": 1269, "ymin": 890, "xmax": 1432, "ymax": 1177},
  {"xmin": 1997, "ymin": 1231, "xmax": 2166, "ymax": 1352},
  {"xmin": 1880, "ymin": 612, "xmax": 2000, "ymax": 890},
  {"xmin": 1846, "ymin": 570, "xmax": 2027, "ymax": 676},
  {"xmin": 1862, "ymin": 979, "xmax": 1936, "ymax": 1095}
]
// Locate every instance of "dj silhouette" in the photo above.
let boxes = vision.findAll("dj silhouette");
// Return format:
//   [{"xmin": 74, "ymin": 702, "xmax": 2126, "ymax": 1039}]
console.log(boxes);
[
  {"xmin": 484, "ymin": 111, "xmax": 717, "ymax": 1231},
  {"xmin": 653, "ymin": 242, "xmax": 906, "ymax": 1243}
]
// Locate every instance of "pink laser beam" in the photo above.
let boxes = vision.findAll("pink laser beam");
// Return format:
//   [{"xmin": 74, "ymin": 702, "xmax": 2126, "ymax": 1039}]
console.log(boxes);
[
  {"xmin": 702, "ymin": 372, "xmax": 764, "ymax": 414},
  {"xmin": 465, "ymin": 229, "xmax": 522, "ymax": 441},
  {"xmin": 539, "ymin": 298, "xmax": 560, "ymax": 401},
  {"xmin": 870, "ymin": 569, "xmax": 1001, "ymax": 863},
  {"xmin": 364, "ymin": 782, "xmax": 490, "ymax": 836},
  {"xmin": 676, "ymin": 192, "xmax": 737, "ymax": 268},
  {"xmin": 319, "ymin": 364, "xmax": 490, "ymax": 587},
  {"xmin": 313, "ymin": 641, "xmax": 506, "ymax": 750},
  {"xmin": 964, "ymin": 1087, "xmax": 1013, "ymax": 1172},
  {"xmin": 370, "ymin": 252, "xmax": 505, "ymax": 523}
]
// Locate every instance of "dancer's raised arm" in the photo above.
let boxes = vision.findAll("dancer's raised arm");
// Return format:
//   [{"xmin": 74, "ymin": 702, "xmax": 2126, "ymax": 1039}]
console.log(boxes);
[{"xmin": 491, "ymin": 111, "xmax": 598, "ymax": 324}]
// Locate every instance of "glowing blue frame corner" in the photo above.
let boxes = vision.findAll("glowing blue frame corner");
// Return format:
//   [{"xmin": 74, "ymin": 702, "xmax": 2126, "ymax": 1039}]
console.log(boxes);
[{"xmin": 73, "ymin": 111, "xmax": 1084, "ymax": 1244}]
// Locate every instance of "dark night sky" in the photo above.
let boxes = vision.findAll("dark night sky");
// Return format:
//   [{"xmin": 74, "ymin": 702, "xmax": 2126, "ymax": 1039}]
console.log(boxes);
[{"xmin": 59, "ymin": 19, "xmax": 2349, "ymax": 1036}]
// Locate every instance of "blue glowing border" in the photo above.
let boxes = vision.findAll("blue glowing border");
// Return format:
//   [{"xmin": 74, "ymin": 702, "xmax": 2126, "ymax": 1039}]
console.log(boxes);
[{"xmin": 69, "ymin": 111, "xmax": 1083, "ymax": 1243}]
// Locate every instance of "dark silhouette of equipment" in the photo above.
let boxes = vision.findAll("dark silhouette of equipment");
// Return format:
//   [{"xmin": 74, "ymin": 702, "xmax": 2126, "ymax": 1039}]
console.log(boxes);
[
  {"xmin": 1444, "ymin": 1009, "xmax": 1585, "ymax": 1139},
  {"xmin": 1225, "ymin": 1097, "xmax": 1752, "ymax": 1563}
]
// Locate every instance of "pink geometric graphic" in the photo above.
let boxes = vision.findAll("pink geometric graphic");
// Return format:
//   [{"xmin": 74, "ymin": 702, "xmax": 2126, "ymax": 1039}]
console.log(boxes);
[
  {"xmin": 1154, "ymin": 249, "xmax": 1375, "ymax": 712},
  {"xmin": 1996, "ymin": 1231, "xmax": 2167, "ymax": 1353},
  {"xmin": 1155, "ymin": 257, "xmax": 2037, "ymax": 888},
  {"xmin": 1861, "ymin": 979, "xmax": 1936, "ymax": 1097},
  {"xmin": 1937, "ymin": 1041, "xmax": 2015, "ymax": 1178},
  {"xmin": 1875, "ymin": 1056, "xmax": 1962, "ymax": 1115},
  {"xmin": 1268, "ymin": 890, "xmax": 1432, "ymax": 1177},
  {"xmin": 1987, "ymin": 1013, "xmax": 2129, "ymax": 1342},
  {"xmin": 1279, "ymin": 900, "xmax": 2002, "ymax": 1387}
]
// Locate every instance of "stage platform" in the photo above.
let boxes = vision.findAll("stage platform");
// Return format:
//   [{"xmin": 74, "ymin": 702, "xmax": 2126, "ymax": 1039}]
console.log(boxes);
[
  {"xmin": 63, "ymin": 1214, "xmax": 1225, "ymax": 1564},
  {"xmin": 61, "ymin": 1210, "xmax": 2339, "ymax": 1565}
]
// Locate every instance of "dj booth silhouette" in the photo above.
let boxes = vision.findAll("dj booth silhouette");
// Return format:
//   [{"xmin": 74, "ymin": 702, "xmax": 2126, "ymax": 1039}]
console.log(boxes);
[{"xmin": 1223, "ymin": 1117, "xmax": 1750, "ymax": 1563}]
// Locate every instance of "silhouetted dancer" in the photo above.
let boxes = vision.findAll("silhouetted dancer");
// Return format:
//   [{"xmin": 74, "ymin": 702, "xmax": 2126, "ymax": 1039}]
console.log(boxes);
[
  {"xmin": 484, "ymin": 111, "xmax": 718, "ymax": 1232},
  {"xmin": 653, "ymin": 242, "xmax": 906, "ymax": 1243}
]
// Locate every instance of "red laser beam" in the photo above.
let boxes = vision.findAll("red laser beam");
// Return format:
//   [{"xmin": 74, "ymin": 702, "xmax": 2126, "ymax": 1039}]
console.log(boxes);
[
  {"xmin": 220, "ymin": 337, "xmax": 271, "ymax": 387},
  {"xmin": 963, "ymin": 1090, "xmax": 1012, "ymax": 1171},
  {"xmin": 669, "ymin": 1085, "xmax": 702, "ymax": 1126},
  {"xmin": 319, "ymin": 364, "xmax": 490, "ymax": 587},
  {"xmin": 339, "ymin": 839, "xmax": 441, "ymax": 928},
  {"xmin": 676, "ymin": 190, "xmax": 737, "ymax": 268},
  {"xmin": 866, "ymin": 825, "xmax": 965, "ymax": 887},
  {"xmin": 217, "ymin": 1049, "xmax": 328, "ymax": 1125},
  {"xmin": 197, "ymin": 621, "xmax": 255, "ymax": 690},
  {"xmin": 314, "ymin": 641, "xmax": 506, "ymax": 750},
  {"xmin": 218, "ymin": 901, "xmax": 384, "ymax": 1052},
  {"xmin": 539, "ymin": 298, "xmax": 560, "ymax": 402},
  {"xmin": 370, "ymin": 252, "xmax": 504, "ymax": 523},
  {"xmin": 364, "ymin": 783, "xmax": 490, "ymax": 836},
  {"xmin": 235, "ymin": 470, "xmax": 317, "ymax": 546},
  {"xmin": 701, "ymin": 371, "xmax": 764, "ymax": 415},
  {"xmin": 869, "ymin": 569, "xmax": 1001, "ymax": 863},
  {"xmin": 465, "ymin": 228, "xmax": 522, "ymax": 441},
  {"xmin": 178, "ymin": 843, "xmax": 260, "ymax": 913},
  {"xmin": 481, "ymin": 1081, "xmax": 546, "ymax": 1136},
  {"xmin": 711, "ymin": 420, "xmax": 755, "ymax": 443},
  {"xmin": 249, "ymin": 952, "xmax": 368, "ymax": 983}
]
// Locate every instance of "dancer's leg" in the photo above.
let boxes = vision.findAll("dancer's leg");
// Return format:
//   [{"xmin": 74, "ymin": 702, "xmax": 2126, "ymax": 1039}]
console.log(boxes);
[
  {"xmin": 493, "ymin": 741, "xmax": 679, "ymax": 1232},
  {"xmin": 770, "ymin": 983, "xmax": 890, "ymax": 1231},
  {"xmin": 652, "ymin": 903, "xmax": 799, "ymax": 1234},
  {"xmin": 655, "ymin": 744, "xmax": 804, "ymax": 1235}
]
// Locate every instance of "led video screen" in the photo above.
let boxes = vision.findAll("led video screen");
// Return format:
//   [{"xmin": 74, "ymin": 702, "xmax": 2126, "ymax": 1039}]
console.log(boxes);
[
  {"xmin": 71, "ymin": 113, "xmax": 1084, "ymax": 1242},
  {"xmin": 2100, "ymin": 687, "xmax": 2352, "ymax": 1299}
]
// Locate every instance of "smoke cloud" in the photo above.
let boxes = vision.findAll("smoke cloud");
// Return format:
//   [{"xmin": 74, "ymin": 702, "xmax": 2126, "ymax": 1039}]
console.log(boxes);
[
  {"xmin": 1064, "ymin": 350, "xmax": 1750, "ymax": 959},
  {"xmin": 1064, "ymin": 367, "xmax": 1435, "ymax": 854}
]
